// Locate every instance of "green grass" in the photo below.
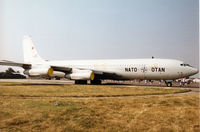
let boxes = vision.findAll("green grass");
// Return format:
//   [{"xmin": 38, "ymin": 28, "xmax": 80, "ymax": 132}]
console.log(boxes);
[{"xmin": 0, "ymin": 82, "xmax": 199, "ymax": 132}]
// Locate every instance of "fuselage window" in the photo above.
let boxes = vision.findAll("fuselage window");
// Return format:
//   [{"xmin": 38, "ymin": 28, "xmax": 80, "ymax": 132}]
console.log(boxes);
[{"xmin": 180, "ymin": 63, "xmax": 192, "ymax": 67}]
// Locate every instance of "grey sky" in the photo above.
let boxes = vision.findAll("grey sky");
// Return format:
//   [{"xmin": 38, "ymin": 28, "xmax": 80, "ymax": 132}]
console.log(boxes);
[{"xmin": 0, "ymin": 0, "xmax": 199, "ymax": 77}]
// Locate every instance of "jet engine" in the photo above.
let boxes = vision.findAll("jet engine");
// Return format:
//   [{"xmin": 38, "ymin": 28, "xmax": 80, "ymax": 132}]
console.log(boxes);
[
  {"xmin": 52, "ymin": 71, "xmax": 65, "ymax": 78},
  {"xmin": 65, "ymin": 69, "xmax": 94, "ymax": 80},
  {"xmin": 24, "ymin": 67, "xmax": 53, "ymax": 77}
]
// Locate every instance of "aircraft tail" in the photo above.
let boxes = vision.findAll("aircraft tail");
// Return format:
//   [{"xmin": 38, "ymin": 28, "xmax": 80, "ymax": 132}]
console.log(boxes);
[{"xmin": 23, "ymin": 35, "xmax": 45, "ymax": 64}]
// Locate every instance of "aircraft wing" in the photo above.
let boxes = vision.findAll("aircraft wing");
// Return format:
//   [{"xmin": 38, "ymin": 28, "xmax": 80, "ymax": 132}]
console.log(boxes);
[
  {"xmin": 78, "ymin": 68, "xmax": 121, "ymax": 80},
  {"xmin": 93, "ymin": 70, "xmax": 121, "ymax": 80},
  {"xmin": 0, "ymin": 60, "xmax": 119, "ymax": 79},
  {"xmin": 0, "ymin": 60, "xmax": 72, "ymax": 73},
  {"xmin": 50, "ymin": 66, "xmax": 117, "ymax": 77},
  {"xmin": 0, "ymin": 60, "xmax": 31, "ymax": 69},
  {"xmin": 50, "ymin": 66, "xmax": 120, "ymax": 79}
]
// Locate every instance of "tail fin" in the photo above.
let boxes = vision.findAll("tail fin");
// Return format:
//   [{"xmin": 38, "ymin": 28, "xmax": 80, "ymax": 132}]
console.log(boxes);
[{"xmin": 23, "ymin": 35, "xmax": 45, "ymax": 64}]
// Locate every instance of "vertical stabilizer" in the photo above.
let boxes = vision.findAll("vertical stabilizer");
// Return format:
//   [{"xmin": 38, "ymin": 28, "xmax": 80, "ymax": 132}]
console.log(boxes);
[{"xmin": 23, "ymin": 36, "xmax": 45, "ymax": 64}]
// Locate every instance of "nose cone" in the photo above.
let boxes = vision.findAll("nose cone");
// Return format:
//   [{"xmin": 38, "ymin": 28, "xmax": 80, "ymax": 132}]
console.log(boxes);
[{"xmin": 192, "ymin": 68, "xmax": 199, "ymax": 75}]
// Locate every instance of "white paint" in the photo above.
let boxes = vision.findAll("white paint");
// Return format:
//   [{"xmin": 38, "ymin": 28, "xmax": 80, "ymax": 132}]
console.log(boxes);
[
  {"xmin": 1, "ymin": 36, "xmax": 199, "ymax": 82},
  {"xmin": 46, "ymin": 59, "xmax": 198, "ymax": 80}
]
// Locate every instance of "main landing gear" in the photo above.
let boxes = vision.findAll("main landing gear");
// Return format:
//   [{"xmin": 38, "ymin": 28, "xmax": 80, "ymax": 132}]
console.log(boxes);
[
  {"xmin": 55, "ymin": 77, "xmax": 61, "ymax": 80},
  {"xmin": 74, "ymin": 79, "xmax": 102, "ymax": 85},
  {"xmin": 75, "ymin": 80, "xmax": 87, "ymax": 84},
  {"xmin": 165, "ymin": 81, "xmax": 173, "ymax": 87},
  {"xmin": 91, "ymin": 79, "xmax": 102, "ymax": 85}
]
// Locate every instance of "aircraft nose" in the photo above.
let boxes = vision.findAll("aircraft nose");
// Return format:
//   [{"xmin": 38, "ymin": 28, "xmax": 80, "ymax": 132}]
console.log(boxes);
[{"xmin": 192, "ymin": 68, "xmax": 199, "ymax": 74}]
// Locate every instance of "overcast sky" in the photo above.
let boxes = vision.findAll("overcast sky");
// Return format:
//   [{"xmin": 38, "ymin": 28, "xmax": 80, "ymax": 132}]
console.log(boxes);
[{"xmin": 0, "ymin": 0, "xmax": 199, "ymax": 76}]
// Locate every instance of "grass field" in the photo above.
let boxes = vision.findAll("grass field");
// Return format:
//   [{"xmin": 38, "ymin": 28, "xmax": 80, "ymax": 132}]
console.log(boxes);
[{"xmin": 0, "ymin": 82, "xmax": 199, "ymax": 132}]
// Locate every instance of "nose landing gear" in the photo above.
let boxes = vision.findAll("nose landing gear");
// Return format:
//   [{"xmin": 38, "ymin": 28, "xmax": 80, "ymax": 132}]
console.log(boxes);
[{"xmin": 165, "ymin": 81, "xmax": 173, "ymax": 87}]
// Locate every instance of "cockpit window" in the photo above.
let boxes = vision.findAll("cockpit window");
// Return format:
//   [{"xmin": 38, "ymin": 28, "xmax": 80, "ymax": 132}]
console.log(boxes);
[{"xmin": 180, "ymin": 63, "xmax": 192, "ymax": 67}]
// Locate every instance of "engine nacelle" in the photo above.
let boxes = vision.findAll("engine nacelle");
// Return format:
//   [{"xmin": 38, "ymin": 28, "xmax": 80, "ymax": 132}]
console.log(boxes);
[
  {"xmin": 65, "ymin": 69, "xmax": 94, "ymax": 80},
  {"xmin": 52, "ymin": 71, "xmax": 65, "ymax": 77},
  {"xmin": 24, "ymin": 67, "xmax": 53, "ymax": 77}
]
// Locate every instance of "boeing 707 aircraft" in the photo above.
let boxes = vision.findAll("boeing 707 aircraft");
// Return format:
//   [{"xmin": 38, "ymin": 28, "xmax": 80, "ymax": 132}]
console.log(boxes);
[{"xmin": 0, "ymin": 36, "xmax": 198, "ymax": 86}]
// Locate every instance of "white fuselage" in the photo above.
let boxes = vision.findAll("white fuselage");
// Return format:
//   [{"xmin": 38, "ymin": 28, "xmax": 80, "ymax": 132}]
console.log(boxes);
[
  {"xmin": 44, "ymin": 59, "xmax": 198, "ymax": 80},
  {"xmin": 1, "ymin": 36, "xmax": 198, "ymax": 86}
]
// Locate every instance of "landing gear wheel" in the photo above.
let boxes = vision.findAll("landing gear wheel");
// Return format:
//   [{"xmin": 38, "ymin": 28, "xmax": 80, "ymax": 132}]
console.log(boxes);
[
  {"xmin": 91, "ymin": 79, "xmax": 102, "ymax": 85},
  {"xmin": 165, "ymin": 81, "xmax": 172, "ymax": 87},
  {"xmin": 55, "ymin": 77, "xmax": 61, "ymax": 80},
  {"xmin": 75, "ymin": 80, "xmax": 87, "ymax": 85}
]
